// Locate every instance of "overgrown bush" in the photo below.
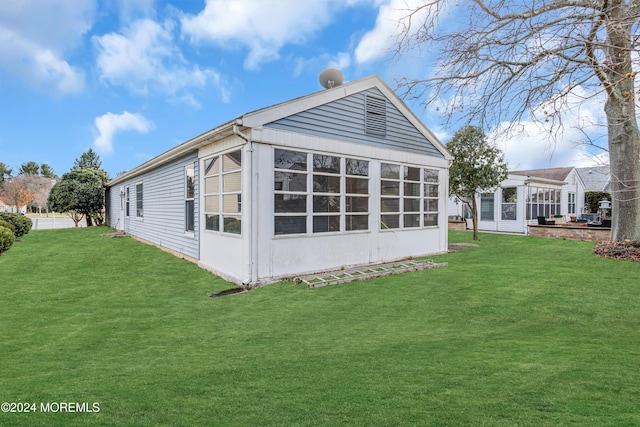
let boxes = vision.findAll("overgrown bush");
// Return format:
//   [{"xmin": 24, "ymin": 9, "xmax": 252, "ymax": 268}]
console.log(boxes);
[
  {"xmin": 0, "ymin": 213, "xmax": 32, "ymax": 237},
  {"xmin": 0, "ymin": 226, "xmax": 15, "ymax": 255}
]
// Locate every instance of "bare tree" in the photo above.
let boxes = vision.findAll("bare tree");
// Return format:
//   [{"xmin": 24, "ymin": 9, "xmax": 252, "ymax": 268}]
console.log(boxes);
[
  {"xmin": 0, "ymin": 178, "xmax": 34, "ymax": 213},
  {"xmin": 20, "ymin": 175, "xmax": 55, "ymax": 214},
  {"xmin": 394, "ymin": 0, "xmax": 640, "ymax": 242}
]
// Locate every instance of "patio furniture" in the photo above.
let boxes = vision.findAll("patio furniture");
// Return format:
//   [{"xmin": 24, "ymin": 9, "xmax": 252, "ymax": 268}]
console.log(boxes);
[{"xmin": 537, "ymin": 216, "xmax": 556, "ymax": 225}]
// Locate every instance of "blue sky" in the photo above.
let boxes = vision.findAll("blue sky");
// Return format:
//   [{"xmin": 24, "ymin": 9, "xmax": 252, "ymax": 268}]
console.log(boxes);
[{"xmin": 0, "ymin": 0, "xmax": 606, "ymax": 179}]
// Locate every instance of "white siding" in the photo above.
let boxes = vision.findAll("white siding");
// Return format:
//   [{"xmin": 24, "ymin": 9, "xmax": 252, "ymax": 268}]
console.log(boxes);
[
  {"xmin": 197, "ymin": 137, "xmax": 249, "ymax": 283},
  {"xmin": 265, "ymin": 88, "xmax": 444, "ymax": 158},
  {"xmin": 250, "ymin": 141, "xmax": 448, "ymax": 283}
]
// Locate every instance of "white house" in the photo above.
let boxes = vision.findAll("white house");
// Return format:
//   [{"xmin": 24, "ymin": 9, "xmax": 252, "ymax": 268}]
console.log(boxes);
[
  {"xmin": 448, "ymin": 166, "xmax": 586, "ymax": 233},
  {"xmin": 106, "ymin": 75, "xmax": 453, "ymax": 287}
]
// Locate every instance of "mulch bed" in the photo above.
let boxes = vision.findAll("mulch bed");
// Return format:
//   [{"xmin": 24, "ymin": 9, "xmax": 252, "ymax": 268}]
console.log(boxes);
[{"xmin": 593, "ymin": 240, "xmax": 640, "ymax": 262}]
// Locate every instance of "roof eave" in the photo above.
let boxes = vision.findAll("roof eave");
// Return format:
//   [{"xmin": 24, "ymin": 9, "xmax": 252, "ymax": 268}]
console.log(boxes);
[{"xmin": 107, "ymin": 120, "xmax": 236, "ymax": 187}]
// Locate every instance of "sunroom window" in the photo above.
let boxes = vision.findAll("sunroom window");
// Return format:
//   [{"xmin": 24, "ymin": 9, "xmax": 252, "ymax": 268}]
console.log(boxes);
[
  {"xmin": 501, "ymin": 187, "xmax": 517, "ymax": 221},
  {"xmin": 380, "ymin": 164, "xmax": 439, "ymax": 229},
  {"xmin": 274, "ymin": 149, "xmax": 370, "ymax": 236},
  {"xmin": 203, "ymin": 150, "xmax": 242, "ymax": 235}
]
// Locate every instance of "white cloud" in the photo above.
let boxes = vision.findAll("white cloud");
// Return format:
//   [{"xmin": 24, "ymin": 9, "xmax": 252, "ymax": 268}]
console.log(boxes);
[
  {"xmin": 94, "ymin": 18, "xmax": 223, "ymax": 104},
  {"xmin": 114, "ymin": 0, "xmax": 156, "ymax": 23},
  {"xmin": 0, "ymin": 0, "xmax": 94, "ymax": 94},
  {"xmin": 180, "ymin": 0, "xmax": 338, "ymax": 70},
  {"xmin": 354, "ymin": 0, "xmax": 428, "ymax": 64},
  {"xmin": 491, "ymin": 85, "xmax": 608, "ymax": 170},
  {"xmin": 94, "ymin": 112, "xmax": 154, "ymax": 153}
]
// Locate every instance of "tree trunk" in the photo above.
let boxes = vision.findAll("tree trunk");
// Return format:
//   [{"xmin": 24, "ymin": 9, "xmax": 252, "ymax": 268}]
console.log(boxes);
[
  {"xmin": 604, "ymin": 2, "xmax": 640, "ymax": 242},
  {"xmin": 471, "ymin": 197, "xmax": 479, "ymax": 241},
  {"xmin": 606, "ymin": 99, "xmax": 640, "ymax": 242}
]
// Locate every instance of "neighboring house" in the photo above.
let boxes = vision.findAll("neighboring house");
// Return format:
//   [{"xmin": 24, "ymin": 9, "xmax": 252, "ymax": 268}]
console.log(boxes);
[
  {"xmin": 576, "ymin": 165, "xmax": 611, "ymax": 192},
  {"xmin": 106, "ymin": 75, "xmax": 453, "ymax": 286},
  {"xmin": 0, "ymin": 197, "xmax": 26, "ymax": 214},
  {"xmin": 448, "ymin": 166, "xmax": 586, "ymax": 234}
]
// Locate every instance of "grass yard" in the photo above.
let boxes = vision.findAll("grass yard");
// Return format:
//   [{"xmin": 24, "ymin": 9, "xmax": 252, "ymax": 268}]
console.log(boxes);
[{"xmin": 1, "ymin": 227, "xmax": 640, "ymax": 426}]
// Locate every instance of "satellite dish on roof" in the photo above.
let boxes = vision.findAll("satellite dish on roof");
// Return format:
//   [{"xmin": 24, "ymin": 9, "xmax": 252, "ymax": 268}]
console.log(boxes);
[{"xmin": 319, "ymin": 68, "xmax": 344, "ymax": 89}]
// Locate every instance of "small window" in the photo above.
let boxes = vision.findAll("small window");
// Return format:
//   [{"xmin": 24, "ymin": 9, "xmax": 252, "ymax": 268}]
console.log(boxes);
[
  {"xmin": 136, "ymin": 183, "xmax": 143, "ymax": 218},
  {"xmin": 125, "ymin": 187, "xmax": 130, "ymax": 217},
  {"xmin": 185, "ymin": 164, "xmax": 195, "ymax": 232}
]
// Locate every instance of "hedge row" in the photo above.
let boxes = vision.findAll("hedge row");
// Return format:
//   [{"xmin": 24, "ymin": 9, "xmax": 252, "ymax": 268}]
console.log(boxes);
[{"xmin": 0, "ymin": 212, "xmax": 32, "ymax": 237}]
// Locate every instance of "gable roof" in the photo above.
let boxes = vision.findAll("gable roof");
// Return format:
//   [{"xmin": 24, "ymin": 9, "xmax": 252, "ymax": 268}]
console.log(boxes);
[
  {"xmin": 240, "ymin": 75, "xmax": 450, "ymax": 158},
  {"xmin": 109, "ymin": 75, "xmax": 451, "ymax": 187},
  {"xmin": 510, "ymin": 166, "xmax": 575, "ymax": 182},
  {"xmin": 576, "ymin": 166, "xmax": 611, "ymax": 192}
]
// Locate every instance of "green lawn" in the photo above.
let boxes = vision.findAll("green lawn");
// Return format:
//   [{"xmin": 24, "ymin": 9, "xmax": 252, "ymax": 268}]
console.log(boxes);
[{"xmin": 1, "ymin": 227, "xmax": 639, "ymax": 426}]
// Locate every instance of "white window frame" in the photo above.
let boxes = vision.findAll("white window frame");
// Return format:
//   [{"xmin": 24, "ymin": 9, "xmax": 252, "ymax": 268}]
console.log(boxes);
[
  {"xmin": 274, "ymin": 148, "xmax": 370, "ymax": 236},
  {"xmin": 568, "ymin": 192, "xmax": 576, "ymax": 215},
  {"xmin": 501, "ymin": 187, "xmax": 517, "ymax": 221},
  {"xmin": 480, "ymin": 192, "xmax": 494, "ymax": 221},
  {"xmin": 135, "ymin": 182, "xmax": 143, "ymax": 219},
  {"xmin": 202, "ymin": 150, "xmax": 242, "ymax": 236},
  {"xmin": 185, "ymin": 163, "xmax": 195, "ymax": 234},
  {"xmin": 125, "ymin": 186, "xmax": 130, "ymax": 217},
  {"xmin": 380, "ymin": 163, "xmax": 440, "ymax": 230}
]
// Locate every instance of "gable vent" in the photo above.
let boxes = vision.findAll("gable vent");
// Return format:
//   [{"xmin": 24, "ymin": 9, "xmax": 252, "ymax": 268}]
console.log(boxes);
[{"xmin": 365, "ymin": 95, "xmax": 386, "ymax": 136}]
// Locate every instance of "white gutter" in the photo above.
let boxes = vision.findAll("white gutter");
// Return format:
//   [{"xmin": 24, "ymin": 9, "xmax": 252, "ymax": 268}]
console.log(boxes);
[{"xmin": 233, "ymin": 122, "xmax": 257, "ymax": 287}]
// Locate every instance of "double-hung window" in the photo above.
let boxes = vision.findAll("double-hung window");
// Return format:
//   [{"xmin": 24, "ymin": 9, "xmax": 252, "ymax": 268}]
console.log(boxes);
[{"xmin": 203, "ymin": 150, "xmax": 242, "ymax": 235}]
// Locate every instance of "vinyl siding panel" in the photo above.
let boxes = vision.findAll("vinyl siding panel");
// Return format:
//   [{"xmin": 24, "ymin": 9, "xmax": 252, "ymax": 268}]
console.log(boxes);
[
  {"xmin": 106, "ymin": 184, "xmax": 123, "ymax": 230},
  {"xmin": 265, "ymin": 88, "xmax": 444, "ymax": 158},
  {"xmin": 107, "ymin": 152, "xmax": 199, "ymax": 260}
]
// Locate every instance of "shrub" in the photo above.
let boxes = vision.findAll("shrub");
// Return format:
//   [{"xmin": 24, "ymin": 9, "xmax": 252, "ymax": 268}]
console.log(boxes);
[
  {"xmin": 0, "ymin": 226, "xmax": 15, "ymax": 255},
  {"xmin": 0, "ymin": 219, "xmax": 16, "ymax": 234},
  {"xmin": 0, "ymin": 213, "xmax": 32, "ymax": 237}
]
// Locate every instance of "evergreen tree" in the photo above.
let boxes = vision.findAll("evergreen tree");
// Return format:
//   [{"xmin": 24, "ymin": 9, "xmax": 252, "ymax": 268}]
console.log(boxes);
[
  {"xmin": 39, "ymin": 163, "xmax": 58, "ymax": 179},
  {"xmin": 73, "ymin": 148, "xmax": 102, "ymax": 171},
  {"xmin": 19, "ymin": 161, "xmax": 40, "ymax": 175},
  {"xmin": 0, "ymin": 162, "xmax": 12, "ymax": 183}
]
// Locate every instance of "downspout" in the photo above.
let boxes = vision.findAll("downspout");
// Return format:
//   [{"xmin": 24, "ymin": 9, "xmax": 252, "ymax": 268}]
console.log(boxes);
[{"xmin": 233, "ymin": 122, "xmax": 256, "ymax": 287}]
